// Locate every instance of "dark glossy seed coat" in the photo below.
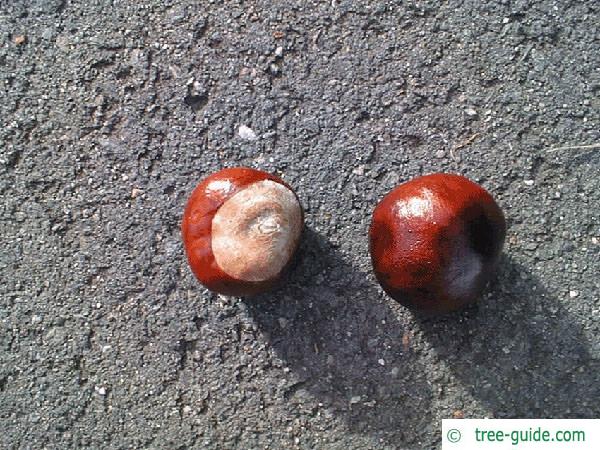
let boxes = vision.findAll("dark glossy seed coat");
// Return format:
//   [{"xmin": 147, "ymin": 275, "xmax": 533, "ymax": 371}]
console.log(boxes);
[{"xmin": 369, "ymin": 173, "xmax": 506, "ymax": 313}]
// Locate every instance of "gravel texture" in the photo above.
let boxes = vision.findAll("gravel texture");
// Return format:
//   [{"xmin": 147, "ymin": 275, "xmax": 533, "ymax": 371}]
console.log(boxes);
[{"xmin": 1, "ymin": 0, "xmax": 599, "ymax": 449}]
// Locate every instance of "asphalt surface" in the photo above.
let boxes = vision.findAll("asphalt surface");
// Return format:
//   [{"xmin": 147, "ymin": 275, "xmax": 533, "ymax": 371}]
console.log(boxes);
[{"xmin": 1, "ymin": 0, "xmax": 599, "ymax": 449}]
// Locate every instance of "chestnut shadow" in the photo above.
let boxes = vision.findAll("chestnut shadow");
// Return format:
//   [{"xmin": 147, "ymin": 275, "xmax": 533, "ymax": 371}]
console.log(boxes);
[
  {"xmin": 245, "ymin": 228, "xmax": 433, "ymax": 445},
  {"xmin": 415, "ymin": 254, "xmax": 599, "ymax": 418}
]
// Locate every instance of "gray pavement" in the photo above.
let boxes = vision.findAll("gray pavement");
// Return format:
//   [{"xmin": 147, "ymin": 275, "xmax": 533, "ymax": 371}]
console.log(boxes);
[{"xmin": 1, "ymin": 1, "xmax": 599, "ymax": 448}]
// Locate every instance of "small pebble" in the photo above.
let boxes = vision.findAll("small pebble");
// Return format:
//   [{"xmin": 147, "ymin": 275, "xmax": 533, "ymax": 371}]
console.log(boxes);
[
  {"xmin": 269, "ymin": 63, "xmax": 280, "ymax": 75},
  {"xmin": 131, "ymin": 188, "xmax": 143, "ymax": 199},
  {"xmin": 352, "ymin": 165, "xmax": 365, "ymax": 176},
  {"xmin": 350, "ymin": 395, "xmax": 362, "ymax": 404},
  {"xmin": 569, "ymin": 290, "xmax": 579, "ymax": 298},
  {"xmin": 453, "ymin": 410, "xmax": 465, "ymax": 419},
  {"xmin": 190, "ymin": 80, "xmax": 206, "ymax": 97},
  {"xmin": 465, "ymin": 108, "xmax": 478, "ymax": 116},
  {"xmin": 275, "ymin": 46, "xmax": 283, "ymax": 58},
  {"xmin": 238, "ymin": 125, "xmax": 258, "ymax": 141},
  {"xmin": 95, "ymin": 386, "xmax": 107, "ymax": 396},
  {"xmin": 378, "ymin": 358, "xmax": 385, "ymax": 366},
  {"xmin": 524, "ymin": 179, "xmax": 534, "ymax": 186},
  {"xmin": 14, "ymin": 35, "xmax": 27, "ymax": 45}
]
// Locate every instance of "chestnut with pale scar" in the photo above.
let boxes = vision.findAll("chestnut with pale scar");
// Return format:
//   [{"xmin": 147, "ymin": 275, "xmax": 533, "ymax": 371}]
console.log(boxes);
[{"xmin": 182, "ymin": 167, "xmax": 303, "ymax": 296}]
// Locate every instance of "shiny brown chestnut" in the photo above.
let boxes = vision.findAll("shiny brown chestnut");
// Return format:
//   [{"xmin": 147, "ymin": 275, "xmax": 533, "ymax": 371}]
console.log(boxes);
[
  {"xmin": 369, "ymin": 173, "xmax": 506, "ymax": 313},
  {"xmin": 181, "ymin": 167, "xmax": 303, "ymax": 296}
]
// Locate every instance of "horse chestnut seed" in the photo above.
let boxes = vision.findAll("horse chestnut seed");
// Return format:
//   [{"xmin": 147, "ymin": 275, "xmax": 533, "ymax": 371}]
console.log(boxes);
[
  {"xmin": 182, "ymin": 167, "xmax": 303, "ymax": 296},
  {"xmin": 369, "ymin": 173, "xmax": 506, "ymax": 313}
]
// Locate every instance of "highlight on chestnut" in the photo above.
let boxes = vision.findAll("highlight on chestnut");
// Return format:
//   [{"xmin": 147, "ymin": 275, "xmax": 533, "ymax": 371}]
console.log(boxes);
[
  {"xmin": 181, "ymin": 167, "xmax": 304, "ymax": 296},
  {"xmin": 369, "ymin": 173, "xmax": 506, "ymax": 314}
]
